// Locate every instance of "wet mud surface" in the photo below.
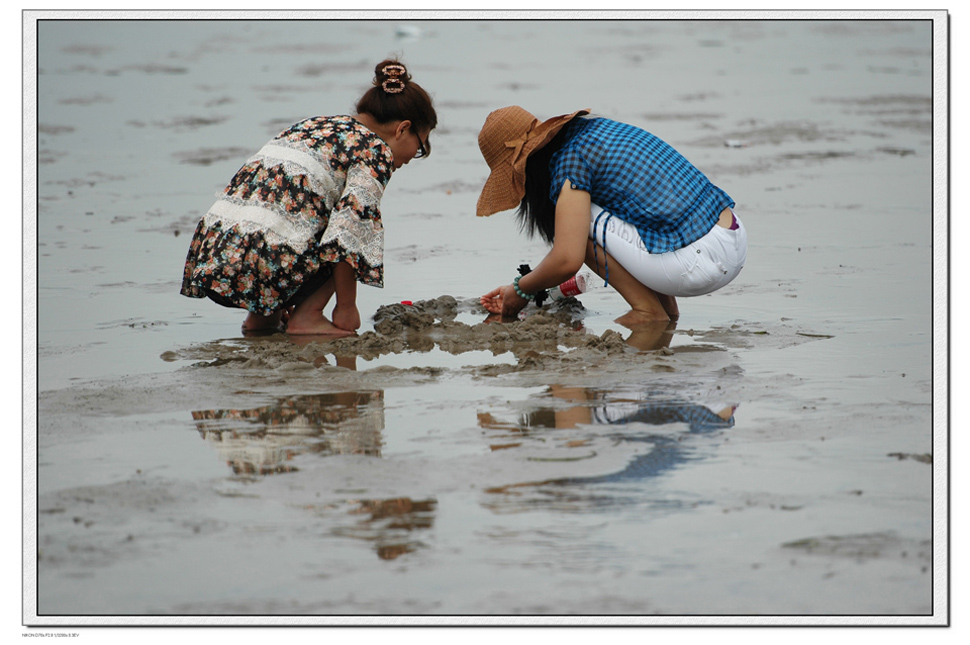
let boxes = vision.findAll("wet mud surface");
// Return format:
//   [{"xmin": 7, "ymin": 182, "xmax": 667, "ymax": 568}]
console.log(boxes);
[{"xmin": 157, "ymin": 294, "xmax": 825, "ymax": 386}]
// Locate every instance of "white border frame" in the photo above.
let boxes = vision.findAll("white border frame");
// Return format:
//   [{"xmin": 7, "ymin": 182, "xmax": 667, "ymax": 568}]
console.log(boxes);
[{"xmin": 20, "ymin": 8, "xmax": 950, "ymax": 629}]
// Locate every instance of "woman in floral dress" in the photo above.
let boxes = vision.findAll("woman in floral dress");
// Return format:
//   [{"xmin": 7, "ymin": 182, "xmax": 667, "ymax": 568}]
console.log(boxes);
[{"xmin": 181, "ymin": 59, "xmax": 437, "ymax": 335}]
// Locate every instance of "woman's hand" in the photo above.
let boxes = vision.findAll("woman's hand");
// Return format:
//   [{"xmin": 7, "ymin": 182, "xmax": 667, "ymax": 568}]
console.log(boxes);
[
  {"xmin": 480, "ymin": 284, "xmax": 527, "ymax": 317},
  {"xmin": 479, "ymin": 182, "xmax": 592, "ymax": 319},
  {"xmin": 332, "ymin": 302, "xmax": 361, "ymax": 332},
  {"xmin": 330, "ymin": 261, "xmax": 360, "ymax": 332}
]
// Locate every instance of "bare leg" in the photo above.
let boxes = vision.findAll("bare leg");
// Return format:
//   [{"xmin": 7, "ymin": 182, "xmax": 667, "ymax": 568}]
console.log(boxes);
[
  {"xmin": 285, "ymin": 278, "xmax": 353, "ymax": 336},
  {"xmin": 585, "ymin": 240, "xmax": 670, "ymax": 324},
  {"xmin": 656, "ymin": 292, "xmax": 679, "ymax": 320}
]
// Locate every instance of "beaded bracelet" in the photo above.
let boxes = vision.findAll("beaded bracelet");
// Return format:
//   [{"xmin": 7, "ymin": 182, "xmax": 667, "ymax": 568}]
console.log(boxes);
[
  {"xmin": 512, "ymin": 275, "xmax": 535, "ymax": 301},
  {"xmin": 515, "ymin": 264, "xmax": 549, "ymax": 306}
]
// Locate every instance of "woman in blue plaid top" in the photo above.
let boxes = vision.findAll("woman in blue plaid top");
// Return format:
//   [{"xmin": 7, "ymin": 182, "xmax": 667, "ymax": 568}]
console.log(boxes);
[{"xmin": 477, "ymin": 106, "xmax": 747, "ymax": 326}]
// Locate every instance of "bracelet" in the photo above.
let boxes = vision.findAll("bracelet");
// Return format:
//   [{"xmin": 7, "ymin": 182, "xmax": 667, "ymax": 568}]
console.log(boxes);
[
  {"xmin": 512, "ymin": 275, "xmax": 535, "ymax": 301},
  {"xmin": 515, "ymin": 264, "xmax": 548, "ymax": 306}
]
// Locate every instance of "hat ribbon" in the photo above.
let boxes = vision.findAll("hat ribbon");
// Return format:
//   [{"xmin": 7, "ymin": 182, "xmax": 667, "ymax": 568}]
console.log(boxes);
[{"xmin": 504, "ymin": 122, "xmax": 540, "ymax": 166}]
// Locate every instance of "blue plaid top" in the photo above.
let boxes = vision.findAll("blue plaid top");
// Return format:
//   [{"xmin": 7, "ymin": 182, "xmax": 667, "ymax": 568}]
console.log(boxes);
[{"xmin": 550, "ymin": 117, "xmax": 735, "ymax": 254}]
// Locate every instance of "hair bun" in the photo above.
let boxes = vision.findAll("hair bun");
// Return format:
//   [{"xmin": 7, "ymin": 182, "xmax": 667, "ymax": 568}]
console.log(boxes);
[{"xmin": 376, "ymin": 60, "xmax": 410, "ymax": 94}]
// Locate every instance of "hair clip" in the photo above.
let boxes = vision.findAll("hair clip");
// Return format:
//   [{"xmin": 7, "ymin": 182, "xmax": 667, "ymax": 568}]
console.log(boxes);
[{"xmin": 381, "ymin": 64, "xmax": 407, "ymax": 94}]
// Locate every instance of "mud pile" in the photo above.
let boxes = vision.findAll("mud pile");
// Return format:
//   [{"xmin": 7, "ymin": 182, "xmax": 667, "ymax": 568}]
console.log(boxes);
[
  {"xmin": 167, "ymin": 296, "xmax": 634, "ymax": 377},
  {"xmin": 308, "ymin": 294, "xmax": 632, "ymax": 376},
  {"xmin": 345, "ymin": 295, "xmax": 626, "ymax": 360}
]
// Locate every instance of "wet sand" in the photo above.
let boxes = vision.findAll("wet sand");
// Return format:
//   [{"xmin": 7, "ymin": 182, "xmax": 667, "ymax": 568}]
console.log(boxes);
[{"xmin": 27, "ymin": 15, "xmax": 943, "ymax": 625}]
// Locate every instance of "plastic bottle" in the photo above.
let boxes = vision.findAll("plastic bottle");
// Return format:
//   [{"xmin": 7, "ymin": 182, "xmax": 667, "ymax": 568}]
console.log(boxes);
[{"xmin": 548, "ymin": 271, "xmax": 597, "ymax": 301}]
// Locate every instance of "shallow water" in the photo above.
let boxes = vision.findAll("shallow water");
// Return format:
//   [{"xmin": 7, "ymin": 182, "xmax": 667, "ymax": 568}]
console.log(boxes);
[{"xmin": 29, "ymin": 16, "xmax": 941, "ymax": 623}]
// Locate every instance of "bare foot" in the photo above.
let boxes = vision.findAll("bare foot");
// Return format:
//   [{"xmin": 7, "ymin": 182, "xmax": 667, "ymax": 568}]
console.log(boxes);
[
  {"xmin": 285, "ymin": 315, "xmax": 355, "ymax": 337},
  {"xmin": 242, "ymin": 311, "xmax": 284, "ymax": 334},
  {"xmin": 615, "ymin": 309, "xmax": 670, "ymax": 327}
]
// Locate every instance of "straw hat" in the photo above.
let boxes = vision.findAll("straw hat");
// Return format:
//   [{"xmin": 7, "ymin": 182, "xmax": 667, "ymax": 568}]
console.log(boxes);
[{"xmin": 476, "ymin": 106, "xmax": 590, "ymax": 217}]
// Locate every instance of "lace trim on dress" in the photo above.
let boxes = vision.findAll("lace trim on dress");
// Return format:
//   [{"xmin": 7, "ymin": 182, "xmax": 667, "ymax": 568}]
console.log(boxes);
[
  {"xmin": 318, "ymin": 163, "xmax": 385, "ymax": 268},
  {"xmin": 203, "ymin": 198, "xmax": 321, "ymax": 248},
  {"xmin": 342, "ymin": 162, "xmax": 384, "ymax": 211},
  {"xmin": 319, "ymin": 205, "xmax": 384, "ymax": 268},
  {"xmin": 202, "ymin": 136, "xmax": 386, "ymax": 265}
]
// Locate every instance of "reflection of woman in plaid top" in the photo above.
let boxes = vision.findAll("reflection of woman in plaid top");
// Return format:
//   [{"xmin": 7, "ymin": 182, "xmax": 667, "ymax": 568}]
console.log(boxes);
[{"xmin": 477, "ymin": 107, "xmax": 747, "ymax": 326}]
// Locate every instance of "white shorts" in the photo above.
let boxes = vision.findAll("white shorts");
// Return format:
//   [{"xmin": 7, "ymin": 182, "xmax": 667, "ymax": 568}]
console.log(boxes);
[{"xmin": 589, "ymin": 204, "xmax": 747, "ymax": 298}]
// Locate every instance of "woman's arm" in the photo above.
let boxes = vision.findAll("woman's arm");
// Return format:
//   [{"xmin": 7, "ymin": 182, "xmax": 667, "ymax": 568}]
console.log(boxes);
[
  {"xmin": 331, "ymin": 260, "xmax": 361, "ymax": 331},
  {"xmin": 481, "ymin": 181, "xmax": 591, "ymax": 316}
]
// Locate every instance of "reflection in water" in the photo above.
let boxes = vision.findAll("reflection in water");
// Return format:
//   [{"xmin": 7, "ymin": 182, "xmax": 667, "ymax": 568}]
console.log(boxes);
[
  {"xmin": 191, "ymin": 391, "xmax": 384, "ymax": 475},
  {"xmin": 621, "ymin": 320, "xmax": 677, "ymax": 352},
  {"xmin": 191, "ymin": 392, "xmax": 438, "ymax": 560},
  {"xmin": 482, "ymin": 314, "xmax": 675, "ymax": 352},
  {"xmin": 335, "ymin": 498, "xmax": 438, "ymax": 561},
  {"xmin": 482, "ymin": 383, "xmax": 738, "ymax": 500},
  {"xmin": 569, "ymin": 398, "xmax": 734, "ymax": 485},
  {"xmin": 284, "ymin": 334, "xmax": 360, "ymax": 370}
]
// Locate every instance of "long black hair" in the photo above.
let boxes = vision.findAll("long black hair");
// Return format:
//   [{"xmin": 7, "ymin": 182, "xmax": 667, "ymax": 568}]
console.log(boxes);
[{"xmin": 516, "ymin": 127, "xmax": 570, "ymax": 244}]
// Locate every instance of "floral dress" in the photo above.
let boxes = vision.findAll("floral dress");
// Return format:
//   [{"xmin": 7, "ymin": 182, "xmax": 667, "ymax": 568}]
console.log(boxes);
[{"xmin": 180, "ymin": 115, "xmax": 393, "ymax": 316}]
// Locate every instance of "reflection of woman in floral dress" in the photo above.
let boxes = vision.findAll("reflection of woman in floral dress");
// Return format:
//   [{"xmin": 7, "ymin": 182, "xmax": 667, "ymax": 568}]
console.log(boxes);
[
  {"xmin": 192, "ymin": 391, "xmax": 385, "ymax": 475},
  {"xmin": 181, "ymin": 59, "xmax": 437, "ymax": 335}
]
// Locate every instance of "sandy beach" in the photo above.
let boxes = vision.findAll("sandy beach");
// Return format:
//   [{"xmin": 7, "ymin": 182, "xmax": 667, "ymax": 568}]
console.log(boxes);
[{"xmin": 26, "ymin": 14, "xmax": 944, "ymax": 625}]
